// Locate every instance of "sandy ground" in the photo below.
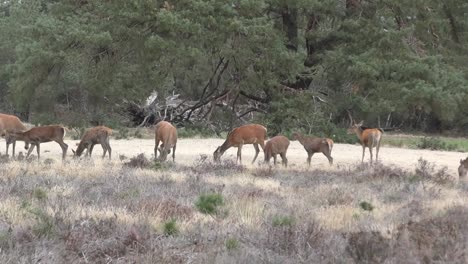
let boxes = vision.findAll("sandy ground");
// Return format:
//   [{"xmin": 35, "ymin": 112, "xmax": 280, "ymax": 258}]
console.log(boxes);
[{"xmin": 4, "ymin": 138, "xmax": 465, "ymax": 175}]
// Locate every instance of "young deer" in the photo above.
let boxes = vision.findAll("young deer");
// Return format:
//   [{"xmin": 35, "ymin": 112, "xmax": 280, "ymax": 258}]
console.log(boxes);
[
  {"xmin": 72, "ymin": 126, "xmax": 112, "ymax": 159},
  {"xmin": 154, "ymin": 121, "xmax": 177, "ymax": 162},
  {"xmin": 213, "ymin": 124, "xmax": 267, "ymax": 164},
  {"xmin": 264, "ymin": 135, "xmax": 290, "ymax": 167},
  {"xmin": 347, "ymin": 121, "xmax": 383, "ymax": 163},
  {"xmin": 0, "ymin": 113, "xmax": 28, "ymax": 157},
  {"xmin": 292, "ymin": 132, "xmax": 333, "ymax": 166},
  {"xmin": 9, "ymin": 125, "xmax": 68, "ymax": 160}
]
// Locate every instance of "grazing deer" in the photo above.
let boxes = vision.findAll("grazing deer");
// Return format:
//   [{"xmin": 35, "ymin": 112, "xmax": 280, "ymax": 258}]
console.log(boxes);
[
  {"xmin": 0, "ymin": 113, "xmax": 28, "ymax": 157},
  {"xmin": 214, "ymin": 124, "xmax": 267, "ymax": 164},
  {"xmin": 8, "ymin": 125, "xmax": 68, "ymax": 160},
  {"xmin": 72, "ymin": 126, "xmax": 112, "ymax": 159},
  {"xmin": 264, "ymin": 135, "xmax": 290, "ymax": 167},
  {"xmin": 154, "ymin": 121, "xmax": 177, "ymax": 162},
  {"xmin": 347, "ymin": 120, "xmax": 383, "ymax": 163},
  {"xmin": 459, "ymin": 157, "xmax": 468, "ymax": 178},
  {"xmin": 292, "ymin": 132, "xmax": 333, "ymax": 166}
]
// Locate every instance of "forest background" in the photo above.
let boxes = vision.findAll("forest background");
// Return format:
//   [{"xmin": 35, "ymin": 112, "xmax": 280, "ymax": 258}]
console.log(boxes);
[{"xmin": 0, "ymin": 0, "xmax": 467, "ymax": 140}]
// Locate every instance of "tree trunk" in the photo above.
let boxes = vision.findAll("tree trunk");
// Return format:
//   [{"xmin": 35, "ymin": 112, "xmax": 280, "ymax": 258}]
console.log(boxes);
[{"xmin": 282, "ymin": 6, "xmax": 298, "ymax": 51}]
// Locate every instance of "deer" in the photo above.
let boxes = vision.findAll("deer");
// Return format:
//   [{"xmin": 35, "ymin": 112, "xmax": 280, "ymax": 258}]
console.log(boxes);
[
  {"xmin": 292, "ymin": 132, "xmax": 333, "ymax": 166},
  {"xmin": 347, "ymin": 114, "xmax": 383, "ymax": 163},
  {"xmin": 7, "ymin": 125, "xmax": 68, "ymax": 160},
  {"xmin": 72, "ymin": 126, "xmax": 112, "ymax": 159},
  {"xmin": 213, "ymin": 124, "xmax": 267, "ymax": 164},
  {"xmin": 264, "ymin": 135, "xmax": 290, "ymax": 167},
  {"xmin": 154, "ymin": 121, "xmax": 177, "ymax": 162},
  {"xmin": 459, "ymin": 157, "xmax": 468, "ymax": 178},
  {"xmin": 0, "ymin": 113, "xmax": 28, "ymax": 157}
]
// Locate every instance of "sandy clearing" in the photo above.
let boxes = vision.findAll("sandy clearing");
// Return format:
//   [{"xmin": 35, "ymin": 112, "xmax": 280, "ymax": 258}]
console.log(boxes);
[{"xmin": 4, "ymin": 138, "xmax": 465, "ymax": 174}]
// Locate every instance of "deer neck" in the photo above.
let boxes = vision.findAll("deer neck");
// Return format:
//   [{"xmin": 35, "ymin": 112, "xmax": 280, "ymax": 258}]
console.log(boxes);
[
  {"xmin": 219, "ymin": 140, "xmax": 231, "ymax": 154},
  {"xmin": 354, "ymin": 128, "xmax": 364, "ymax": 141}
]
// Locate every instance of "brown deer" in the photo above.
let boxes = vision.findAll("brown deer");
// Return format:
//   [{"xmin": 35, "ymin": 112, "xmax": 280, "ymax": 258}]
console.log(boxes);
[
  {"xmin": 0, "ymin": 113, "xmax": 28, "ymax": 157},
  {"xmin": 154, "ymin": 121, "xmax": 177, "ymax": 162},
  {"xmin": 292, "ymin": 132, "xmax": 333, "ymax": 166},
  {"xmin": 459, "ymin": 157, "xmax": 468, "ymax": 178},
  {"xmin": 264, "ymin": 135, "xmax": 290, "ymax": 167},
  {"xmin": 8, "ymin": 125, "xmax": 68, "ymax": 160},
  {"xmin": 347, "ymin": 120, "xmax": 383, "ymax": 163},
  {"xmin": 213, "ymin": 124, "xmax": 267, "ymax": 164},
  {"xmin": 72, "ymin": 126, "xmax": 112, "ymax": 159}
]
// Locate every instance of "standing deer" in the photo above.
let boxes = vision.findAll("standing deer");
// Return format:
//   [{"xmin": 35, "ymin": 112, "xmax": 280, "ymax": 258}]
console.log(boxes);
[
  {"xmin": 347, "ymin": 120, "xmax": 383, "ymax": 164},
  {"xmin": 264, "ymin": 135, "xmax": 290, "ymax": 167},
  {"xmin": 8, "ymin": 125, "xmax": 68, "ymax": 160},
  {"xmin": 292, "ymin": 132, "xmax": 333, "ymax": 166},
  {"xmin": 72, "ymin": 126, "xmax": 112, "ymax": 159},
  {"xmin": 213, "ymin": 124, "xmax": 267, "ymax": 164},
  {"xmin": 0, "ymin": 113, "xmax": 28, "ymax": 157},
  {"xmin": 154, "ymin": 121, "xmax": 177, "ymax": 162}
]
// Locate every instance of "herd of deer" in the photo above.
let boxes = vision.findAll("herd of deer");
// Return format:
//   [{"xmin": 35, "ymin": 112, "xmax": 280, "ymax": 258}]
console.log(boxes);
[{"xmin": 1, "ymin": 113, "xmax": 467, "ymax": 177}]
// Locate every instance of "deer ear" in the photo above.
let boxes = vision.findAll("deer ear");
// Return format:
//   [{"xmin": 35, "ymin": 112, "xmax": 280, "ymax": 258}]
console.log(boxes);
[{"xmin": 357, "ymin": 121, "xmax": 364, "ymax": 126}]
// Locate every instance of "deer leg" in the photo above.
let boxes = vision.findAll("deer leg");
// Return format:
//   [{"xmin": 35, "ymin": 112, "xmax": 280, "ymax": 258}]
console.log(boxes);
[
  {"xmin": 106, "ymin": 139, "xmax": 112, "ymax": 160},
  {"xmin": 273, "ymin": 154, "xmax": 277, "ymax": 166},
  {"xmin": 376, "ymin": 139, "xmax": 381, "ymax": 163},
  {"xmin": 57, "ymin": 140, "xmax": 68, "ymax": 160},
  {"xmin": 307, "ymin": 152, "xmax": 314, "ymax": 167},
  {"xmin": 154, "ymin": 140, "xmax": 160, "ymax": 160},
  {"xmin": 237, "ymin": 145, "xmax": 243, "ymax": 164},
  {"xmin": 26, "ymin": 144, "xmax": 35, "ymax": 158},
  {"xmin": 252, "ymin": 144, "xmax": 260, "ymax": 164},
  {"xmin": 280, "ymin": 152, "xmax": 288, "ymax": 167},
  {"xmin": 12, "ymin": 140, "xmax": 16, "ymax": 157},
  {"xmin": 172, "ymin": 144, "xmax": 176, "ymax": 162},
  {"xmin": 361, "ymin": 146, "xmax": 366, "ymax": 163},
  {"xmin": 5, "ymin": 141, "xmax": 9, "ymax": 156},
  {"xmin": 369, "ymin": 146, "xmax": 373, "ymax": 164},
  {"xmin": 36, "ymin": 144, "xmax": 40, "ymax": 160},
  {"xmin": 323, "ymin": 151, "xmax": 333, "ymax": 166},
  {"xmin": 89, "ymin": 144, "xmax": 95, "ymax": 156},
  {"xmin": 101, "ymin": 143, "xmax": 107, "ymax": 158}
]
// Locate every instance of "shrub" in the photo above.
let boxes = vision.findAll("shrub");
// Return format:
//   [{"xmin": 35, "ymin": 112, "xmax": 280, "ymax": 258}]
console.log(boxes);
[
  {"xmin": 116, "ymin": 127, "xmax": 130, "ymax": 139},
  {"xmin": 163, "ymin": 219, "xmax": 179, "ymax": 236},
  {"xmin": 252, "ymin": 166, "xmax": 275, "ymax": 178},
  {"xmin": 124, "ymin": 154, "xmax": 150, "ymax": 169},
  {"xmin": 359, "ymin": 201, "xmax": 374, "ymax": 212},
  {"xmin": 225, "ymin": 238, "xmax": 239, "ymax": 251},
  {"xmin": 195, "ymin": 193, "xmax": 224, "ymax": 215},
  {"xmin": 133, "ymin": 128, "xmax": 143, "ymax": 138},
  {"xmin": 272, "ymin": 215, "xmax": 296, "ymax": 227},
  {"xmin": 415, "ymin": 158, "xmax": 454, "ymax": 184},
  {"xmin": 416, "ymin": 137, "xmax": 456, "ymax": 151},
  {"xmin": 29, "ymin": 208, "xmax": 54, "ymax": 237},
  {"xmin": 32, "ymin": 188, "xmax": 47, "ymax": 201},
  {"xmin": 71, "ymin": 127, "xmax": 86, "ymax": 140}
]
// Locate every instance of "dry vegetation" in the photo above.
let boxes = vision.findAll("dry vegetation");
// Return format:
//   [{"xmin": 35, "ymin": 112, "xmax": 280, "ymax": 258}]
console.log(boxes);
[{"xmin": 0, "ymin": 152, "xmax": 467, "ymax": 263}]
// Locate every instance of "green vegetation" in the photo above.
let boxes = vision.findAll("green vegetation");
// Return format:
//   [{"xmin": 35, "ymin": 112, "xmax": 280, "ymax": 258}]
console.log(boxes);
[
  {"xmin": 272, "ymin": 215, "xmax": 296, "ymax": 227},
  {"xmin": 359, "ymin": 201, "xmax": 375, "ymax": 212},
  {"xmin": 382, "ymin": 134, "xmax": 468, "ymax": 152},
  {"xmin": 32, "ymin": 188, "xmax": 47, "ymax": 201},
  {"xmin": 225, "ymin": 238, "xmax": 239, "ymax": 251},
  {"xmin": 163, "ymin": 219, "xmax": 179, "ymax": 236},
  {"xmin": 0, "ymin": 0, "xmax": 466, "ymax": 134},
  {"xmin": 195, "ymin": 193, "xmax": 224, "ymax": 215}
]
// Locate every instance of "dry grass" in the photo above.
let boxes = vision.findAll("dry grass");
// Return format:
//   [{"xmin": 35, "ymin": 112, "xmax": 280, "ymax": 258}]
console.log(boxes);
[{"xmin": 0, "ymin": 154, "xmax": 467, "ymax": 263}]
